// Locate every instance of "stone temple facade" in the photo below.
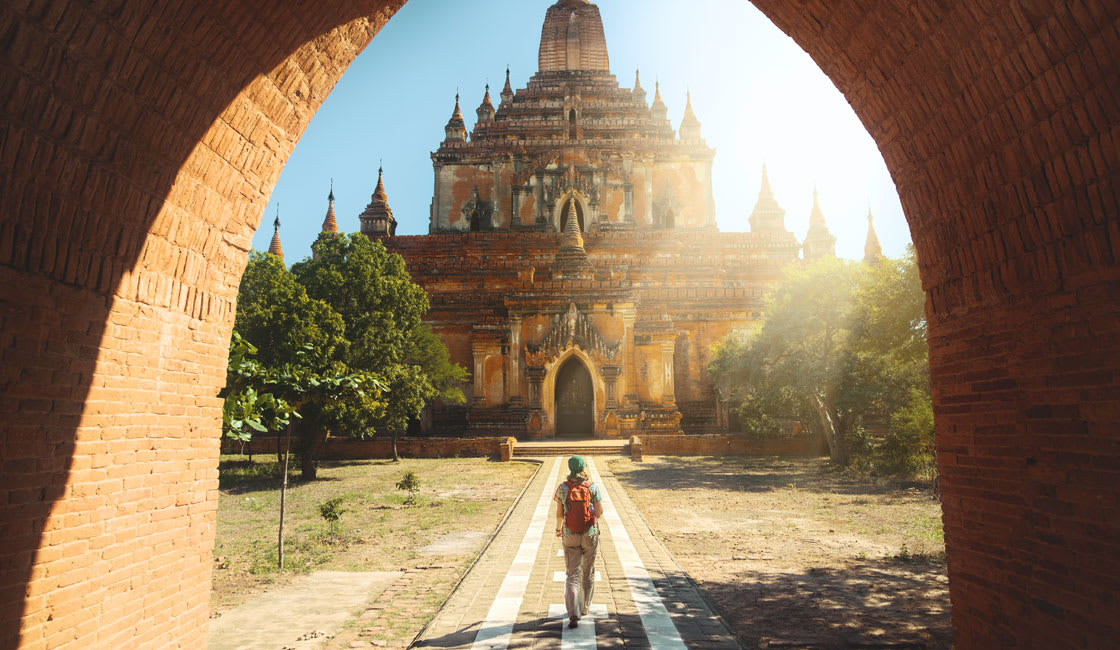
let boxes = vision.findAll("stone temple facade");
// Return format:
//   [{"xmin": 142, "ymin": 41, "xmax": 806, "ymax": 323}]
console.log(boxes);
[{"xmin": 326, "ymin": 0, "xmax": 850, "ymax": 439}]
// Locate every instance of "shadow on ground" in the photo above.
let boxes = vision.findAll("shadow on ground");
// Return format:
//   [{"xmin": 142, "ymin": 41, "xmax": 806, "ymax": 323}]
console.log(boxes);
[
  {"xmin": 697, "ymin": 556, "xmax": 951, "ymax": 650},
  {"xmin": 616, "ymin": 456, "xmax": 932, "ymax": 497}
]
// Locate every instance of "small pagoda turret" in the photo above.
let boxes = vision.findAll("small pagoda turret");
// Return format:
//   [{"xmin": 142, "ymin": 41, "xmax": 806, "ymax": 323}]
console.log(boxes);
[
  {"xmin": 678, "ymin": 90, "xmax": 702, "ymax": 141},
  {"xmin": 267, "ymin": 211, "xmax": 284, "ymax": 261},
  {"xmin": 864, "ymin": 207, "xmax": 883, "ymax": 263},
  {"xmin": 359, "ymin": 166, "xmax": 396, "ymax": 238},
  {"xmin": 802, "ymin": 187, "xmax": 837, "ymax": 260},
  {"xmin": 444, "ymin": 93, "xmax": 467, "ymax": 143},
  {"xmin": 748, "ymin": 165, "xmax": 789, "ymax": 233}
]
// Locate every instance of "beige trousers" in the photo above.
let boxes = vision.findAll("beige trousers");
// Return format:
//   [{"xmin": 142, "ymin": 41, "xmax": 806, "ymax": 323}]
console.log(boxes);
[{"xmin": 561, "ymin": 532, "xmax": 598, "ymax": 618}]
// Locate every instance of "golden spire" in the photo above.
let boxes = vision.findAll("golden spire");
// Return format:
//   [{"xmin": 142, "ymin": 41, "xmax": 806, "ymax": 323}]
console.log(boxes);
[
  {"xmin": 267, "ymin": 207, "xmax": 284, "ymax": 261},
  {"xmin": 759, "ymin": 164, "xmax": 774, "ymax": 200},
  {"xmin": 748, "ymin": 165, "xmax": 788, "ymax": 233},
  {"xmin": 561, "ymin": 197, "xmax": 585, "ymax": 250},
  {"xmin": 803, "ymin": 185, "xmax": 836, "ymax": 260},
  {"xmin": 444, "ymin": 92, "xmax": 467, "ymax": 142},
  {"xmin": 679, "ymin": 89, "xmax": 701, "ymax": 140},
  {"xmin": 372, "ymin": 164, "xmax": 387, "ymax": 201},
  {"xmin": 864, "ymin": 206, "xmax": 883, "ymax": 262},
  {"xmin": 633, "ymin": 67, "xmax": 643, "ymax": 93},
  {"xmin": 321, "ymin": 180, "xmax": 338, "ymax": 234}
]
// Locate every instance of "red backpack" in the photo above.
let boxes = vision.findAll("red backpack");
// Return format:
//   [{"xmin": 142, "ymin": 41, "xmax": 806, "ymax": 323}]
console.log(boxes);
[{"xmin": 564, "ymin": 480, "xmax": 596, "ymax": 533}]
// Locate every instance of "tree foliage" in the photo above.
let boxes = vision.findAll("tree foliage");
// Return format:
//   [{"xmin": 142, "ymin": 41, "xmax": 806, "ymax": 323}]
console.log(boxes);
[
  {"xmin": 292, "ymin": 235, "xmax": 468, "ymax": 460},
  {"xmin": 224, "ymin": 237, "xmax": 467, "ymax": 475},
  {"xmin": 710, "ymin": 249, "xmax": 933, "ymax": 474}
]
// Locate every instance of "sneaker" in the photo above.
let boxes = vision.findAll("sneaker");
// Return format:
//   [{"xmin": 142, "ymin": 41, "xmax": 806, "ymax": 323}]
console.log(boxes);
[{"xmin": 568, "ymin": 617, "xmax": 579, "ymax": 629}]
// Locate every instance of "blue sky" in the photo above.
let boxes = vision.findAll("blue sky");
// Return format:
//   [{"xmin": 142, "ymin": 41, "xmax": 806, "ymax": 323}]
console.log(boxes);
[{"xmin": 256, "ymin": 0, "xmax": 911, "ymax": 263}]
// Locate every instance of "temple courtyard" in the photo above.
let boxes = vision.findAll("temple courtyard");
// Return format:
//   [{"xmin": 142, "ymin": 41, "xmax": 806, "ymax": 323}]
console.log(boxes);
[{"xmin": 208, "ymin": 455, "xmax": 948, "ymax": 650}]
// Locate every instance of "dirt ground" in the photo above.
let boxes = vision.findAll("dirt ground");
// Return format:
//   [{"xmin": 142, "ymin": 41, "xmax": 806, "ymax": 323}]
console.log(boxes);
[
  {"xmin": 211, "ymin": 456, "xmax": 537, "ymax": 649},
  {"xmin": 608, "ymin": 456, "xmax": 951, "ymax": 650}
]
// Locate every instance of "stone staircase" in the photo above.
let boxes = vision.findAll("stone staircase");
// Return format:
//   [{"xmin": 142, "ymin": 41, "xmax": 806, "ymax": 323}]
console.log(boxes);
[{"xmin": 511, "ymin": 438, "xmax": 631, "ymax": 458}]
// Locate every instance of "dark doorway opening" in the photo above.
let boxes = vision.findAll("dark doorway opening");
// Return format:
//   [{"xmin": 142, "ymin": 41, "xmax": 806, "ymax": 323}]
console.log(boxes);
[
  {"xmin": 555, "ymin": 357, "xmax": 593, "ymax": 437},
  {"xmin": 569, "ymin": 108, "xmax": 577, "ymax": 139}
]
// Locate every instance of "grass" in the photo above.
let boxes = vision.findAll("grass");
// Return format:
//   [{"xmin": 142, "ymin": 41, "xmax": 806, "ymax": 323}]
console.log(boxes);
[{"xmin": 211, "ymin": 455, "xmax": 536, "ymax": 614}]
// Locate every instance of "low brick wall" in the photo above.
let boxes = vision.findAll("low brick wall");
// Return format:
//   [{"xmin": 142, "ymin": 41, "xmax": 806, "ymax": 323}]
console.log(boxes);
[
  {"xmin": 638, "ymin": 433, "xmax": 826, "ymax": 457},
  {"xmin": 222, "ymin": 436, "xmax": 511, "ymax": 460}
]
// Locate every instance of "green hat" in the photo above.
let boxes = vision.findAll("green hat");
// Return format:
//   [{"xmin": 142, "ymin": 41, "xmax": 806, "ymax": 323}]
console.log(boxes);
[{"xmin": 568, "ymin": 455, "xmax": 586, "ymax": 475}]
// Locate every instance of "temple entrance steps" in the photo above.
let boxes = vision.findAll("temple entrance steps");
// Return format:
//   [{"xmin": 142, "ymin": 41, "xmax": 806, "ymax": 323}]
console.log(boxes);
[{"xmin": 511, "ymin": 438, "xmax": 630, "ymax": 458}]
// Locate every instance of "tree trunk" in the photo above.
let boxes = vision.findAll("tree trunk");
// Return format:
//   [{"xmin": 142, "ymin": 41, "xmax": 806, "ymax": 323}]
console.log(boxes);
[
  {"xmin": 810, "ymin": 392, "xmax": 848, "ymax": 465},
  {"xmin": 278, "ymin": 422, "xmax": 292, "ymax": 570},
  {"xmin": 391, "ymin": 429, "xmax": 400, "ymax": 462},
  {"xmin": 298, "ymin": 410, "xmax": 327, "ymax": 481}
]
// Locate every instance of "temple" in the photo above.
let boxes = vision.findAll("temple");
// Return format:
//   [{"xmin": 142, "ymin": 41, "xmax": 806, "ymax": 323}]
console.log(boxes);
[{"xmin": 328, "ymin": 0, "xmax": 849, "ymax": 439}]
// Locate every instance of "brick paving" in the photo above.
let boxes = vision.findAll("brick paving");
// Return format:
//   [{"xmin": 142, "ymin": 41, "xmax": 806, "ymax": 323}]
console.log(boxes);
[{"xmin": 413, "ymin": 457, "xmax": 740, "ymax": 650}]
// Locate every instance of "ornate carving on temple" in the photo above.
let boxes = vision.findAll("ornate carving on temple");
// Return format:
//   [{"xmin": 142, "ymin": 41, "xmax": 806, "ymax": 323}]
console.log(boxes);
[{"xmin": 526, "ymin": 303, "xmax": 619, "ymax": 366}]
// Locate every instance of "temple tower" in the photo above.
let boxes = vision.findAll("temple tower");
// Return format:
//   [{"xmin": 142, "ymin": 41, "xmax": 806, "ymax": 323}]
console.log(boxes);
[{"xmin": 802, "ymin": 187, "xmax": 837, "ymax": 260}]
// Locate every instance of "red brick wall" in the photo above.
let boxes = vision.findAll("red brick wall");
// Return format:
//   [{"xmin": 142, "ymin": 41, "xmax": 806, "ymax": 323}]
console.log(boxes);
[
  {"xmin": 640, "ymin": 434, "xmax": 826, "ymax": 457},
  {"xmin": 1, "ymin": 1, "xmax": 1117, "ymax": 648},
  {"xmin": 222, "ymin": 436, "xmax": 508, "ymax": 460},
  {"xmin": 0, "ymin": 2, "xmax": 403, "ymax": 647}
]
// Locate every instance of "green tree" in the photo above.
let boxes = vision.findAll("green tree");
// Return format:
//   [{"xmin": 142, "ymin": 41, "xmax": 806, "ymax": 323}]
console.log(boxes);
[
  {"xmin": 292, "ymin": 234, "xmax": 467, "ymax": 461},
  {"xmin": 710, "ymin": 249, "xmax": 933, "ymax": 472},
  {"xmin": 711, "ymin": 257, "xmax": 867, "ymax": 463}
]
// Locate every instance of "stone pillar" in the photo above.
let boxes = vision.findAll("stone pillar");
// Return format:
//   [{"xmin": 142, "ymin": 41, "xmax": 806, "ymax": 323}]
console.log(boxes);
[
  {"xmin": 527, "ymin": 366, "xmax": 545, "ymax": 408},
  {"xmin": 471, "ymin": 341, "xmax": 487, "ymax": 406},
  {"xmin": 602, "ymin": 365, "xmax": 620, "ymax": 408},
  {"xmin": 509, "ymin": 316, "xmax": 523, "ymax": 404},
  {"xmin": 623, "ymin": 182, "xmax": 634, "ymax": 223},
  {"xmin": 643, "ymin": 160, "xmax": 654, "ymax": 225},
  {"xmin": 622, "ymin": 312, "xmax": 638, "ymax": 404},
  {"xmin": 661, "ymin": 340, "xmax": 676, "ymax": 408}
]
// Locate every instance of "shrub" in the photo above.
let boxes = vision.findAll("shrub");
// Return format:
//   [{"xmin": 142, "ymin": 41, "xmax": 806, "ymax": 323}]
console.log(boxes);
[
  {"xmin": 318, "ymin": 497, "xmax": 348, "ymax": 533},
  {"xmin": 396, "ymin": 471, "xmax": 421, "ymax": 505}
]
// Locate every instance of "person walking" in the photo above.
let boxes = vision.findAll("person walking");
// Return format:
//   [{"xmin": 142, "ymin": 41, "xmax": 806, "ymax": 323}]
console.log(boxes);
[{"xmin": 554, "ymin": 455, "xmax": 604, "ymax": 629}]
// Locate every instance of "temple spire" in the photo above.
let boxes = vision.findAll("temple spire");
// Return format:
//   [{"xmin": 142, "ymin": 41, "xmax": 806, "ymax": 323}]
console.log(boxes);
[
  {"xmin": 444, "ymin": 92, "xmax": 467, "ymax": 143},
  {"xmin": 864, "ymin": 206, "xmax": 883, "ymax": 262},
  {"xmin": 803, "ymin": 185, "xmax": 837, "ymax": 260},
  {"xmin": 267, "ymin": 207, "xmax": 284, "ymax": 261},
  {"xmin": 500, "ymin": 66, "xmax": 514, "ymax": 105},
  {"xmin": 650, "ymin": 80, "xmax": 672, "ymax": 136},
  {"xmin": 759, "ymin": 164, "xmax": 774, "ymax": 200},
  {"xmin": 321, "ymin": 180, "xmax": 338, "ymax": 234},
  {"xmin": 554, "ymin": 197, "xmax": 592, "ymax": 280},
  {"xmin": 476, "ymin": 84, "xmax": 495, "ymax": 123},
  {"xmin": 561, "ymin": 197, "xmax": 585, "ymax": 249},
  {"xmin": 360, "ymin": 165, "xmax": 396, "ymax": 238},
  {"xmin": 679, "ymin": 89, "xmax": 701, "ymax": 140},
  {"xmin": 748, "ymin": 164, "xmax": 789, "ymax": 233},
  {"xmin": 633, "ymin": 67, "xmax": 643, "ymax": 92}
]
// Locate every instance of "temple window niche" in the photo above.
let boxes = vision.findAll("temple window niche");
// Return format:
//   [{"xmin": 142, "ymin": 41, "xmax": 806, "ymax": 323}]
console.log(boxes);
[{"xmin": 569, "ymin": 109, "xmax": 578, "ymax": 139}]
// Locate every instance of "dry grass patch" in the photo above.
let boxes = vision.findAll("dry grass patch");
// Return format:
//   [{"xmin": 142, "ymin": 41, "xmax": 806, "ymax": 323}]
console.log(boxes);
[{"xmin": 211, "ymin": 456, "xmax": 537, "ymax": 617}]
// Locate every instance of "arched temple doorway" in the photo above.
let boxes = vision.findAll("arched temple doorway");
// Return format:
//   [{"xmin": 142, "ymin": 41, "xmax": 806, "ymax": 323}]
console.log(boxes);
[{"xmin": 554, "ymin": 357, "xmax": 594, "ymax": 437}]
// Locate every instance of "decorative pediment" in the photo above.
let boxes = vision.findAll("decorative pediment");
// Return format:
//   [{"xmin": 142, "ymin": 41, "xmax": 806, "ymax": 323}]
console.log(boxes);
[
  {"xmin": 462, "ymin": 186, "xmax": 493, "ymax": 230},
  {"xmin": 526, "ymin": 303, "xmax": 620, "ymax": 366}
]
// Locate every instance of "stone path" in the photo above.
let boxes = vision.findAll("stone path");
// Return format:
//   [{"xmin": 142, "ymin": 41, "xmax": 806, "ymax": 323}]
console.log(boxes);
[
  {"xmin": 414, "ymin": 456, "xmax": 740, "ymax": 650},
  {"xmin": 208, "ymin": 570, "xmax": 400, "ymax": 650}
]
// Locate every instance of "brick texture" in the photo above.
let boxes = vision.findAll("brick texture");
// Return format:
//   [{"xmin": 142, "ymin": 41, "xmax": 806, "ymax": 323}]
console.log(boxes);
[{"xmin": 0, "ymin": 1, "xmax": 1117, "ymax": 648}]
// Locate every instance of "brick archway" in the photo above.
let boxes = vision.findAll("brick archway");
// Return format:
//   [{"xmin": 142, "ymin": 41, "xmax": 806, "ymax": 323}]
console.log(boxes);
[{"xmin": 1, "ymin": 2, "xmax": 1117, "ymax": 648}]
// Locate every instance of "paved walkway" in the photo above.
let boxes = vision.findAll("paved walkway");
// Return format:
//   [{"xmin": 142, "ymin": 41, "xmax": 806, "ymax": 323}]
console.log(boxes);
[{"xmin": 414, "ymin": 456, "xmax": 740, "ymax": 650}]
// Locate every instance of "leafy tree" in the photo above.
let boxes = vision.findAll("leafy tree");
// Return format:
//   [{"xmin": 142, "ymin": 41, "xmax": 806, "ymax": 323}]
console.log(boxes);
[
  {"xmin": 292, "ymin": 234, "xmax": 467, "ymax": 461},
  {"xmin": 711, "ymin": 257, "xmax": 867, "ymax": 463},
  {"xmin": 397, "ymin": 471, "xmax": 421, "ymax": 506},
  {"xmin": 710, "ymin": 249, "xmax": 933, "ymax": 473}
]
